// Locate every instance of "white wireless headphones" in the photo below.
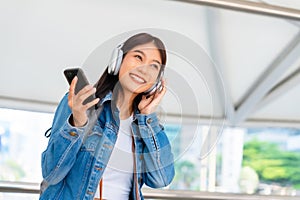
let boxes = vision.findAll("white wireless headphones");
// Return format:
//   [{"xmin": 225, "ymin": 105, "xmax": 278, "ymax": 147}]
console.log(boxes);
[
  {"xmin": 107, "ymin": 43, "xmax": 164, "ymax": 97},
  {"xmin": 107, "ymin": 43, "xmax": 124, "ymax": 76}
]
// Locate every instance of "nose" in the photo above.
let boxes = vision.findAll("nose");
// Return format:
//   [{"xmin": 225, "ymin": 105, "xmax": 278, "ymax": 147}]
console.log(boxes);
[
  {"xmin": 136, "ymin": 64, "xmax": 148, "ymax": 74},
  {"xmin": 135, "ymin": 64, "xmax": 160, "ymax": 80}
]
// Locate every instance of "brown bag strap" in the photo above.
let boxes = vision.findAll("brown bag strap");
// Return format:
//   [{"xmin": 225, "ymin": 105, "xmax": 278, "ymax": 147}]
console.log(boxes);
[
  {"xmin": 132, "ymin": 136, "xmax": 140, "ymax": 199},
  {"xmin": 94, "ymin": 179, "xmax": 103, "ymax": 200},
  {"xmin": 99, "ymin": 179, "xmax": 103, "ymax": 200}
]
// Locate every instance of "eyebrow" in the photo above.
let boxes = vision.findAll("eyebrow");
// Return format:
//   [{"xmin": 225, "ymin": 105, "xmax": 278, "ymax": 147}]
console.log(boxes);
[{"xmin": 133, "ymin": 49, "xmax": 162, "ymax": 65}]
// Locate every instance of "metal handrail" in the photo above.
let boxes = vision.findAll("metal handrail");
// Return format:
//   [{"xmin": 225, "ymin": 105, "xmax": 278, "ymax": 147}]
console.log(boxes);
[
  {"xmin": 142, "ymin": 188, "xmax": 299, "ymax": 199},
  {"xmin": 0, "ymin": 181, "xmax": 299, "ymax": 199},
  {"xmin": 169, "ymin": 0, "xmax": 300, "ymax": 21}
]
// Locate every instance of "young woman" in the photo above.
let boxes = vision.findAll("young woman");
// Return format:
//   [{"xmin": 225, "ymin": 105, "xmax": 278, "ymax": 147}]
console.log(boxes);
[{"xmin": 39, "ymin": 33, "xmax": 175, "ymax": 200}]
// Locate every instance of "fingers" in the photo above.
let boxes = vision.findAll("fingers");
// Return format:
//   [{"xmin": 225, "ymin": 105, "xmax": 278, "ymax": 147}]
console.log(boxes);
[
  {"xmin": 69, "ymin": 76, "xmax": 77, "ymax": 96},
  {"xmin": 67, "ymin": 76, "xmax": 100, "ymax": 127},
  {"xmin": 77, "ymin": 85, "xmax": 95, "ymax": 104},
  {"xmin": 68, "ymin": 76, "xmax": 78, "ymax": 108},
  {"xmin": 83, "ymin": 98, "xmax": 100, "ymax": 109},
  {"xmin": 151, "ymin": 79, "xmax": 167, "ymax": 103},
  {"xmin": 138, "ymin": 79, "xmax": 167, "ymax": 114},
  {"xmin": 68, "ymin": 76, "xmax": 99, "ymax": 110}
]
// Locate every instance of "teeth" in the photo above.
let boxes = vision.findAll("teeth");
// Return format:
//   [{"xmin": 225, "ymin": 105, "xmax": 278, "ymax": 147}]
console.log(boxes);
[{"xmin": 130, "ymin": 74, "xmax": 145, "ymax": 83}]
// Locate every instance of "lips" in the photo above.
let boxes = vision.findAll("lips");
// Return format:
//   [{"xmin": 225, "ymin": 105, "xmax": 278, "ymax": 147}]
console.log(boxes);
[{"xmin": 129, "ymin": 73, "xmax": 146, "ymax": 84}]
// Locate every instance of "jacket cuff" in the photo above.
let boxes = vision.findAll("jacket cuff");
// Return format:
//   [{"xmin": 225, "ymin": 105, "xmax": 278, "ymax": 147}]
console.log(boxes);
[{"xmin": 60, "ymin": 114, "xmax": 89, "ymax": 140}]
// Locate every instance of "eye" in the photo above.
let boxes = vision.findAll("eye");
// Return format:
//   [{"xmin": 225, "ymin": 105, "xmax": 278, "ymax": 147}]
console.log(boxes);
[
  {"xmin": 134, "ymin": 54, "xmax": 142, "ymax": 61},
  {"xmin": 151, "ymin": 64, "xmax": 160, "ymax": 70}
]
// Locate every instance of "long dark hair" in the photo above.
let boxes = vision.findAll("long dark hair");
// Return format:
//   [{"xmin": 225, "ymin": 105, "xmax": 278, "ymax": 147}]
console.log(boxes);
[{"xmin": 95, "ymin": 33, "xmax": 167, "ymax": 111}]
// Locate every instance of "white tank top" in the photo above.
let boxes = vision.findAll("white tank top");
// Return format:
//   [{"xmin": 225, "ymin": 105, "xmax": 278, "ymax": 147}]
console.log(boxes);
[{"xmin": 95, "ymin": 116, "xmax": 134, "ymax": 199}]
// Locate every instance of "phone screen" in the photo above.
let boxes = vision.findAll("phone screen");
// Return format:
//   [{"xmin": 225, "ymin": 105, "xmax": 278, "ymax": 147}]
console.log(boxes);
[{"xmin": 64, "ymin": 68, "xmax": 95, "ymax": 105}]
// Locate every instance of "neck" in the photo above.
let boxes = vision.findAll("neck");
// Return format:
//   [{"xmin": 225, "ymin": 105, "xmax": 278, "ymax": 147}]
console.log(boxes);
[{"xmin": 117, "ymin": 90, "xmax": 137, "ymax": 120}]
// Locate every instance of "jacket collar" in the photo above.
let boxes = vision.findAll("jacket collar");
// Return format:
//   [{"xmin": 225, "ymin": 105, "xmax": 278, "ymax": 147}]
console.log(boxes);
[
  {"xmin": 98, "ymin": 91, "xmax": 140, "ymax": 118},
  {"xmin": 99, "ymin": 92, "xmax": 113, "ymax": 106}
]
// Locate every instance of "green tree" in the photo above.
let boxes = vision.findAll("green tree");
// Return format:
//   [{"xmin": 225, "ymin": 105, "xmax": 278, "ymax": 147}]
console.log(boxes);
[
  {"xmin": 171, "ymin": 160, "xmax": 199, "ymax": 190},
  {"xmin": 243, "ymin": 139, "xmax": 300, "ymax": 189}
]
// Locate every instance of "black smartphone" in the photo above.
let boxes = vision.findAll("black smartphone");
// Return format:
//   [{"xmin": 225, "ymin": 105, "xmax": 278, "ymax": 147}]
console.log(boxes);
[{"xmin": 63, "ymin": 67, "xmax": 96, "ymax": 105}]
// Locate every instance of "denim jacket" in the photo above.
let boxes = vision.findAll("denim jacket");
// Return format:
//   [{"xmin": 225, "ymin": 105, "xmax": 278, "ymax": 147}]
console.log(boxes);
[{"xmin": 39, "ymin": 92, "xmax": 175, "ymax": 200}]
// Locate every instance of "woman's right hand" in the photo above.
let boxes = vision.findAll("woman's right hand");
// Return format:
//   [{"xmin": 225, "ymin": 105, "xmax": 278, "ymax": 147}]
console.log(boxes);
[{"xmin": 67, "ymin": 76, "xmax": 99, "ymax": 127}]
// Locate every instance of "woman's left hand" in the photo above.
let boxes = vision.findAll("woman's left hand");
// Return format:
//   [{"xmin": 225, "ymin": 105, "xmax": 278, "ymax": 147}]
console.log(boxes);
[{"xmin": 138, "ymin": 79, "xmax": 166, "ymax": 115}]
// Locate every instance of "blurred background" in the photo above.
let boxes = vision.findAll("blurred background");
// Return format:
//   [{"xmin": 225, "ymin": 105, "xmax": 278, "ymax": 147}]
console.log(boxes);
[{"xmin": 1, "ymin": 0, "xmax": 300, "ymax": 199}]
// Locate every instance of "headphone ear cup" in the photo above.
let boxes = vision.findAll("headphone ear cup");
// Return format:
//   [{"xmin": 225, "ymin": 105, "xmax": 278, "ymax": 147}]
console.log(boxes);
[
  {"xmin": 108, "ymin": 44, "xmax": 123, "ymax": 75},
  {"xmin": 143, "ymin": 80, "xmax": 163, "ymax": 97}
]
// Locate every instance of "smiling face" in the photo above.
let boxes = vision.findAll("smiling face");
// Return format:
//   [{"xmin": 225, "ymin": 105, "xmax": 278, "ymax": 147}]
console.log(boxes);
[{"xmin": 118, "ymin": 42, "xmax": 162, "ymax": 95}]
